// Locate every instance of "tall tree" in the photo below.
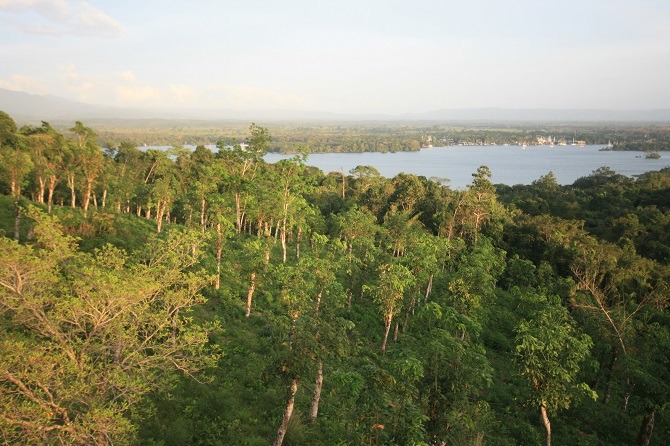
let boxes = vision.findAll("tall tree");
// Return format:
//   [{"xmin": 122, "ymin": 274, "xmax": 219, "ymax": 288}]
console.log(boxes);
[
  {"xmin": 516, "ymin": 295, "xmax": 594, "ymax": 446},
  {"xmin": 0, "ymin": 112, "xmax": 31, "ymax": 240},
  {"xmin": 0, "ymin": 207, "xmax": 218, "ymax": 445},
  {"xmin": 111, "ymin": 142, "xmax": 145, "ymax": 213},
  {"xmin": 271, "ymin": 154, "xmax": 311, "ymax": 263},
  {"xmin": 333, "ymin": 206, "xmax": 378, "ymax": 310},
  {"xmin": 25, "ymin": 122, "xmax": 67, "ymax": 213},
  {"xmin": 216, "ymin": 123, "xmax": 270, "ymax": 234},
  {"xmin": 463, "ymin": 165, "xmax": 501, "ymax": 246},
  {"xmin": 70, "ymin": 121, "xmax": 103, "ymax": 217},
  {"xmin": 365, "ymin": 262, "xmax": 415, "ymax": 352}
]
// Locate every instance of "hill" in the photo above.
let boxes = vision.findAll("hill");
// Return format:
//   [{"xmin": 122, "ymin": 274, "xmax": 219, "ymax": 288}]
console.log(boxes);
[{"xmin": 2, "ymin": 87, "xmax": 670, "ymax": 123}]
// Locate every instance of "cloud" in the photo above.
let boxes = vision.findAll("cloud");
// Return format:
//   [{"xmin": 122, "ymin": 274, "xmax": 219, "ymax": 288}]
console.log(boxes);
[
  {"xmin": 218, "ymin": 85, "xmax": 308, "ymax": 109},
  {"xmin": 0, "ymin": 74, "xmax": 48, "ymax": 94},
  {"xmin": 59, "ymin": 71, "xmax": 80, "ymax": 82},
  {"xmin": 111, "ymin": 70, "xmax": 164, "ymax": 104},
  {"xmin": 0, "ymin": 0, "xmax": 123, "ymax": 37},
  {"xmin": 170, "ymin": 84, "xmax": 198, "ymax": 104},
  {"xmin": 112, "ymin": 72, "xmax": 162, "ymax": 104},
  {"xmin": 117, "ymin": 70, "xmax": 137, "ymax": 83},
  {"xmin": 115, "ymin": 84, "xmax": 163, "ymax": 104}
]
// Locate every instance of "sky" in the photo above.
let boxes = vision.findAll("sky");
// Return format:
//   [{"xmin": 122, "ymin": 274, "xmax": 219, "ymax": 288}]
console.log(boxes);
[{"xmin": 1, "ymin": 0, "xmax": 669, "ymax": 114}]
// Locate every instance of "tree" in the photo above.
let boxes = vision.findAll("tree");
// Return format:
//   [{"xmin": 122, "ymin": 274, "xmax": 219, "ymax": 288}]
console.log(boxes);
[
  {"xmin": 70, "ymin": 121, "xmax": 103, "ymax": 217},
  {"xmin": 570, "ymin": 237, "xmax": 667, "ymax": 442},
  {"xmin": 463, "ymin": 165, "xmax": 501, "ymax": 246},
  {"xmin": 447, "ymin": 238, "xmax": 505, "ymax": 320},
  {"xmin": 365, "ymin": 262, "xmax": 415, "ymax": 352},
  {"xmin": 0, "ymin": 112, "xmax": 32, "ymax": 240},
  {"xmin": 238, "ymin": 236, "xmax": 272, "ymax": 317},
  {"xmin": 516, "ymin": 296, "xmax": 594, "ymax": 446},
  {"xmin": 21, "ymin": 129, "xmax": 51, "ymax": 204},
  {"xmin": 333, "ymin": 206, "xmax": 378, "ymax": 310},
  {"xmin": 216, "ymin": 124, "xmax": 271, "ymax": 234},
  {"xmin": 268, "ymin": 260, "xmax": 317, "ymax": 446},
  {"xmin": 388, "ymin": 173, "xmax": 426, "ymax": 213},
  {"xmin": 23, "ymin": 122, "xmax": 67, "ymax": 213},
  {"xmin": 206, "ymin": 188, "xmax": 235, "ymax": 291},
  {"xmin": 630, "ymin": 313, "xmax": 670, "ymax": 446},
  {"xmin": 143, "ymin": 149, "xmax": 181, "ymax": 232},
  {"xmin": 412, "ymin": 301, "xmax": 493, "ymax": 444},
  {"xmin": 0, "ymin": 207, "xmax": 218, "ymax": 444},
  {"xmin": 0, "ymin": 111, "xmax": 17, "ymax": 147},
  {"xmin": 112, "ymin": 142, "xmax": 146, "ymax": 213},
  {"xmin": 271, "ymin": 154, "xmax": 310, "ymax": 263},
  {"xmin": 187, "ymin": 145, "xmax": 218, "ymax": 231}
]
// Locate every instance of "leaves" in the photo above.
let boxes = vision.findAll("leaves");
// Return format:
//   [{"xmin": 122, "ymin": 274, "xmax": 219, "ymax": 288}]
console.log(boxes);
[
  {"xmin": 516, "ymin": 297, "xmax": 593, "ymax": 413},
  {"xmin": 0, "ymin": 209, "xmax": 217, "ymax": 444}
]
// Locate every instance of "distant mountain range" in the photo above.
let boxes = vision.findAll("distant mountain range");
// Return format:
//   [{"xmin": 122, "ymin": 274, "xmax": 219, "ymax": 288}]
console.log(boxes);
[{"xmin": 2, "ymin": 88, "xmax": 670, "ymax": 123}]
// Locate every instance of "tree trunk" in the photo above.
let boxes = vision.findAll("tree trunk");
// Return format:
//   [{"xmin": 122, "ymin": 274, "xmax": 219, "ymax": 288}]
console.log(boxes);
[
  {"xmin": 9, "ymin": 178, "xmax": 17, "ymax": 198},
  {"xmin": 281, "ymin": 218, "xmax": 288, "ymax": 264},
  {"xmin": 602, "ymin": 349, "xmax": 618, "ymax": 404},
  {"xmin": 296, "ymin": 226, "xmax": 302, "ymax": 260},
  {"xmin": 381, "ymin": 313, "xmax": 393, "ymax": 353},
  {"xmin": 623, "ymin": 377, "xmax": 632, "ymax": 411},
  {"xmin": 47, "ymin": 175, "xmax": 57, "ymax": 213},
  {"xmin": 309, "ymin": 361, "xmax": 323, "ymax": 422},
  {"xmin": 273, "ymin": 379, "xmax": 298, "ymax": 446},
  {"xmin": 83, "ymin": 177, "xmax": 93, "ymax": 217},
  {"xmin": 540, "ymin": 404, "xmax": 551, "ymax": 446},
  {"xmin": 234, "ymin": 191, "xmax": 243, "ymax": 234},
  {"xmin": 156, "ymin": 202, "xmax": 165, "ymax": 233},
  {"xmin": 245, "ymin": 272, "xmax": 257, "ymax": 317},
  {"xmin": 314, "ymin": 291, "xmax": 322, "ymax": 315},
  {"xmin": 264, "ymin": 244, "xmax": 272, "ymax": 269},
  {"xmin": 13, "ymin": 201, "xmax": 21, "ymax": 241},
  {"xmin": 67, "ymin": 173, "xmax": 76, "ymax": 208},
  {"xmin": 37, "ymin": 177, "xmax": 45, "ymax": 203},
  {"xmin": 636, "ymin": 408, "xmax": 655, "ymax": 446},
  {"xmin": 215, "ymin": 223, "xmax": 223, "ymax": 290},
  {"xmin": 403, "ymin": 297, "xmax": 416, "ymax": 333},
  {"xmin": 200, "ymin": 197, "xmax": 206, "ymax": 232},
  {"xmin": 425, "ymin": 274, "xmax": 433, "ymax": 301},
  {"xmin": 347, "ymin": 243, "xmax": 354, "ymax": 312}
]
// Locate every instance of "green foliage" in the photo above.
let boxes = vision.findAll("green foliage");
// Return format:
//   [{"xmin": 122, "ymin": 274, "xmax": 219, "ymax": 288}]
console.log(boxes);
[
  {"xmin": 516, "ymin": 296, "xmax": 595, "ymax": 413},
  {"xmin": 0, "ymin": 207, "xmax": 218, "ymax": 444},
  {"xmin": 1, "ymin": 111, "xmax": 669, "ymax": 445}
]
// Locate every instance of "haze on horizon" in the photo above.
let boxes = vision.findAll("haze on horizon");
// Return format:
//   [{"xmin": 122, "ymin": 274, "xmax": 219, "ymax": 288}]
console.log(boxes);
[{"xmin": 1, "ymin": 0, "xmax": 669, "ymax": 116}]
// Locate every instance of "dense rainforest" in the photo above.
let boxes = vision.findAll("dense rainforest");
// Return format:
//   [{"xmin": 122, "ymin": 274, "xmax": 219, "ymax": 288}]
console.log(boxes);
[{"xmin": 1, "ymin": 110, "xmax": 669, "ymax": 446}]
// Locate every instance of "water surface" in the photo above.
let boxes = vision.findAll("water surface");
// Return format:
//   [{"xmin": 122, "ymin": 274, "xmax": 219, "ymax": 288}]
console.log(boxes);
[
  {"xmin": 265, "ymin": 145, "xmax": 670, "ymax": 188},
  {"xmin": 139, "ymin": 144, "xmax": 670, "ymax": 189}
]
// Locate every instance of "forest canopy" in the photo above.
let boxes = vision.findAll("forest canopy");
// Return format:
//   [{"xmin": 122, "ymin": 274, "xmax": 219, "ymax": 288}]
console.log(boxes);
[{"xmin": 1, "ymin": 111, "xmax": 669, "ymax": 446}]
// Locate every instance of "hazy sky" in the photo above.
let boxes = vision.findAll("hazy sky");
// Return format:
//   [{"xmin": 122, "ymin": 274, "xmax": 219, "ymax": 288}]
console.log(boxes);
[{"xmin": 1, "ymin": 0, "xmax": 669, "ymax": 114}]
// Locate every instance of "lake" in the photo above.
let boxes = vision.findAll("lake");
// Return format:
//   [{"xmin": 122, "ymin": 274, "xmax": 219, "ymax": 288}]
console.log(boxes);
[
  {"xmin": 140, "ymin": 144, "xmax": 670, "ymax": 189},
  {"xmin": 265, "ymin": 145, "xmax": 670, "ymax": 189}
]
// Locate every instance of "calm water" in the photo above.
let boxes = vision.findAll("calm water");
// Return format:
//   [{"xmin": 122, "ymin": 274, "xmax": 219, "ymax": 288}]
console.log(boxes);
[
  {"xmin": 265, "ymin": 145, "xmax": 670, "ymax": 189},
  {"xmin": 140, "ymin": 144, "xmax": 670, "ymax": 189}
]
